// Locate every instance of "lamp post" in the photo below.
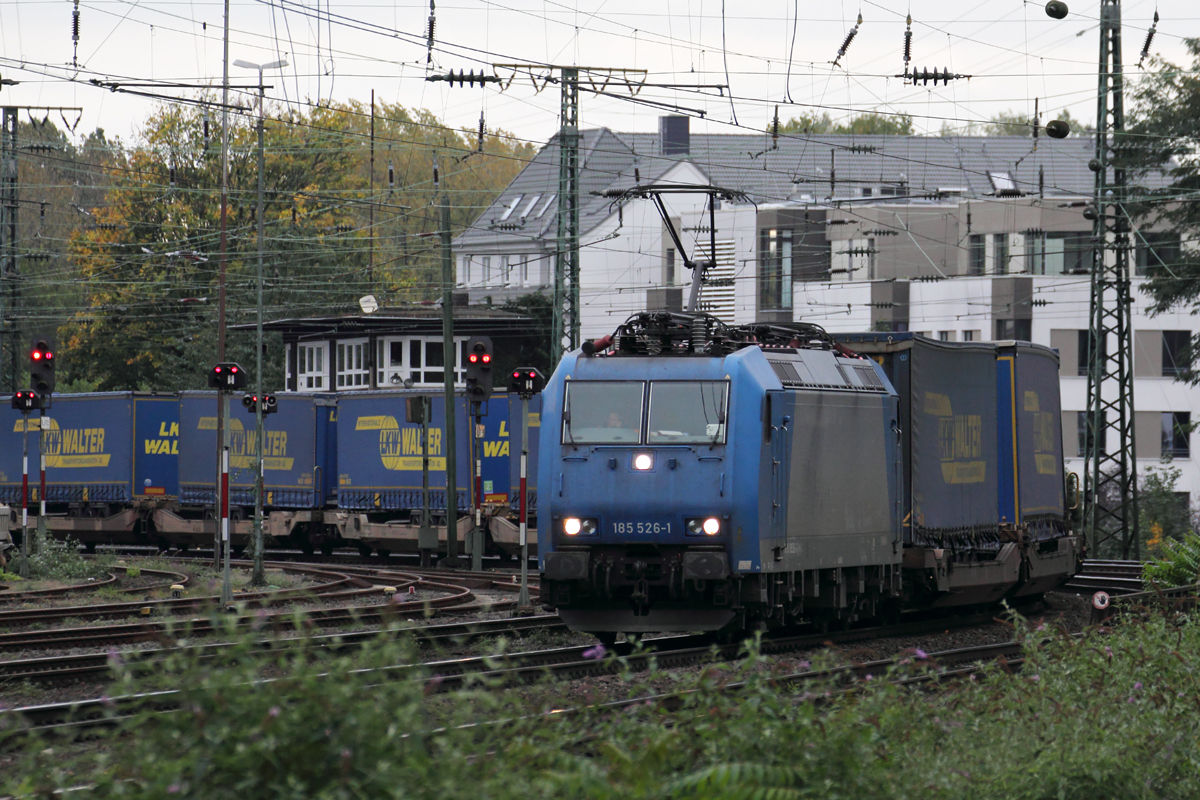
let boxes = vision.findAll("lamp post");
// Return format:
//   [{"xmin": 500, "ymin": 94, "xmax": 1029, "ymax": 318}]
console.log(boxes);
[{"xmin": 234, "ymin": 58, "xmax": 287, "ymax": 586}]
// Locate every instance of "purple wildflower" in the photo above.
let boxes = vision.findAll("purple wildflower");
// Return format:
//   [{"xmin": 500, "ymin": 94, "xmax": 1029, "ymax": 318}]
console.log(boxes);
[
  {"xmin": 797, "ymin": 660, "xmax": 811, "ymax": 670},
  {"xmin": 1105, "ymin": 646, "xmax": 1113, "ymax": 659},
  {"xmin": 912, "ymin": 648, "xmax": 929, "ymax": 660},
  {"xmin": 1031, "ymin": 675, "xmax": 1040, "ymax": 682},
  {"xmin": 167, "ymin": 784, "xmax": 181, "ymax": 794},
  {"xmin": 1134, "ymin": 682, "xmax": 1143, "ymax": 691},
  {"xmin": 582, "ymin": 644, "xmax": 607, "ymax": 660},
  {"xmin": 107, "ymin": 648, "xmax": 123, "ymax": 667},
  {"xmin": 269, "ymin": 706, "xmax": 281, "ymax": 718}
]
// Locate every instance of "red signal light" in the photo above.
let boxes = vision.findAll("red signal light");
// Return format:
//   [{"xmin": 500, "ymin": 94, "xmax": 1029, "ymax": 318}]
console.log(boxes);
[
  {"xmin": 44, "ymin": 352, "xmax": 53, "ymax": 360},
  {"xmin": 482, "ymin": 354, "xmax": 491, "ymax": 363},
  {"xmin": 215, "ymin": 366, "xmax": 223, "ymax": 373},
  {"xmin": 468, "ymin": 354, "xmax": 478, "ymax": 363},
  {"xmin": 31, "ymin": 351, "xmax": 42, "ymax": 361}
]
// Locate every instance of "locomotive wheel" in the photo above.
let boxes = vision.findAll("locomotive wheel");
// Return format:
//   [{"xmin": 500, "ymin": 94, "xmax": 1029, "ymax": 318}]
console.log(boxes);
[
  {"xmin": 320, "ymin": 541, "xmax": 336, "ymax": 557},
  {"xmin": 357, "ymin": 543, "xmax": 373, "ymax": 558},
  {"xmin": 376, "ymin": 549, "xmax": 391, "ymax": 558},
  {"xmin": 593, "ymin": 632, "xmax": 617, "ymax": 647},
  {"xmin": 300, "ymin": 539, "xmax": 315, "ymax": 556}
]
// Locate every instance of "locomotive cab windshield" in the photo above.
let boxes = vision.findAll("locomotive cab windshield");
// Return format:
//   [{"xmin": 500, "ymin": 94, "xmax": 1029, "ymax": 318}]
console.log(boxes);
[{"xmin": 563, "ymin": 379, "xmax": 729, "ymax": 446}]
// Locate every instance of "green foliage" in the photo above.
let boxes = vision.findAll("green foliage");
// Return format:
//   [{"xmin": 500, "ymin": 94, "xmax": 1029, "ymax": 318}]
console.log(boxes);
[
  {"xmin": 1127, "ymin": 38, "xmax": 1200, "ymax": 319},
  {"xmin": 9, "ymin": 531, "xmax": 106, "ymax": 581},
  {"xmin": 1139, "ymin": 460, "xmax": 1194, "ymax": 554},
  {"xmin": 51, "ymin": 99, "xmax": 533, "ymax": 392},
  {"xmin": 1144, "ymin": 531, "xmax": 1200, "ymax": 589},
  {"xmin": 779, "ymin": 111, "xmax": 914, "ymax": 136},
  {"xmin": 8, "ymin": 613, "xmax": 1200, "ymax": 797}
]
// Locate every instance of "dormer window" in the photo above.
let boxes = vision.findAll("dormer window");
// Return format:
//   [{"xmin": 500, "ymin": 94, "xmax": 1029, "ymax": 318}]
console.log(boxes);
[
  {"xmin": 520, "ymin": 194, "xmax": 541, "ymax": 219},
  {"xmin": 988, "ymin": 172, "xmax": 1016, "ymax": 193},
  {"xmin": 498, "ymin": 195, "xmax": 523, "ymax": 221}
]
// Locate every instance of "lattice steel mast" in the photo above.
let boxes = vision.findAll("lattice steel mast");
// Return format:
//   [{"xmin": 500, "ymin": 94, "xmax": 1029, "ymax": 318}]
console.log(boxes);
[
  {"xmin": 552, "ymin": 68, "xmax": 580, "ymax": 360},
  {"xmin": 1084, "ymin": 0, "xmax": 1139, "ymax": 559}
]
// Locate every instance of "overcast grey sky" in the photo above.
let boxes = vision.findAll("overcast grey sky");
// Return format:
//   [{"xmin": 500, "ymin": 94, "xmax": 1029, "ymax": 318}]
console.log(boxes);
[{"xmin": 0, "ymin": 0, "xmax": 1194, "ymax": 147}]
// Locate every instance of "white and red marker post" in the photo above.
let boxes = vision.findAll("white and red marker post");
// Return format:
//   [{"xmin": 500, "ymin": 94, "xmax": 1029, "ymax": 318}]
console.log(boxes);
[
  {"xmin": 518, "ymin": 394, "xmax": 530, "ymax": 608},
  {"xmin": 19, "ymin": 411, "xmax": 28, "ymax": 578},
  {"xmin": 220, "ymin": 444, "xmax": 232, "ymax": 605}
]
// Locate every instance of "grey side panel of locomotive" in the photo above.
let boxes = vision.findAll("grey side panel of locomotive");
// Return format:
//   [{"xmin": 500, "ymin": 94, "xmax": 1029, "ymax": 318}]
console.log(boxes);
[{"xmin": 765, "ymin": 390, "xmax": 899, "ymax": 571}]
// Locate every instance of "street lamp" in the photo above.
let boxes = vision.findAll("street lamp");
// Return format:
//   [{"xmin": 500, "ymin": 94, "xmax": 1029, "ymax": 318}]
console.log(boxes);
[{"xmin": 234, "ymin": 57, "xmax": 287, "ymax": 587}]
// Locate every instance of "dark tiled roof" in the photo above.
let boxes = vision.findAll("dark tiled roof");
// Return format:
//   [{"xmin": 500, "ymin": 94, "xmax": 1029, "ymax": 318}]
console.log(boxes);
[
  {"xmin": 233, "ymin": 306, "xmax": 530, "ymax": 338},
  {"xmin": 455, "ymin": 130, "xmax": 1124, "ymax": 248}
]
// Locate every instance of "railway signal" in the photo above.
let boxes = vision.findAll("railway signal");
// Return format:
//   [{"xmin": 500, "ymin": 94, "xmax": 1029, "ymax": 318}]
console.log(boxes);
[
  {"xmin": 464, "ymin": 336, "xmax": 494, "ymax": 399},
  {"xmin": 241, "ymin": 393, "xmax": 278, "ymax": 415},
  {"xmin": 29, "ymin": 336, "xmax": 56, "ymax": 395},
  {"xmin": 508, "ymin": 367, "xmax": 545, "ymax": 398},
  {"xmin": 10, "ymin": 390, "xmax": 41, "ymax": 411},
  {"xmin": 208, "ymin": 362, "xmax": 246, "ymax": 390}
]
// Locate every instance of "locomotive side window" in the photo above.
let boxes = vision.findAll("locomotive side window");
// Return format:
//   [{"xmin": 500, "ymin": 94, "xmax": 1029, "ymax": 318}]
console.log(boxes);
[
  {"xmin": 648, "ymin": 381, "xmax": 729, "ymax": 444},
  {"xmin": 562, "ymin": 381, "xmax": 645, "ymax": 444}
]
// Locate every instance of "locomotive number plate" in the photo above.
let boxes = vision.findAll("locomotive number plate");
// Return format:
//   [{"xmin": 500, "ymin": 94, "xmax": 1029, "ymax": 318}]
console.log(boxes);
[{"xmin": 612, "ymin": 521, "xmax": 671, "ymax": 535}]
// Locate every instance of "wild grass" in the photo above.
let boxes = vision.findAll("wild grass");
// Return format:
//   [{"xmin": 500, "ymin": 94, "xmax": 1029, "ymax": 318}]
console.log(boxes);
[{"xmin": 3, "ymin": 610, "xmax": 1200, "ymax": 798}]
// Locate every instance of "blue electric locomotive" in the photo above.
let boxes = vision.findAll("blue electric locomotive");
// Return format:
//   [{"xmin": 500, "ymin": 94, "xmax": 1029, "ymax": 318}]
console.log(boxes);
[{"xmin": 537, "ymin": 312, "xmax": 1080, "ymax": 637}]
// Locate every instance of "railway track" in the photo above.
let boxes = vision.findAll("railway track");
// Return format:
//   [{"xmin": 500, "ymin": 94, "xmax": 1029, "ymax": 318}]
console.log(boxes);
[
  {"xmin": 0, "ymin": 560, "xmax": 530, "ymax": 631},
  {"xmin": 0, "ymin": 601, "xmax": 1032, "ymax": 736},
  {"xmin": 0, "ymin": 614, "xmax": 567, "ymax": 686}
]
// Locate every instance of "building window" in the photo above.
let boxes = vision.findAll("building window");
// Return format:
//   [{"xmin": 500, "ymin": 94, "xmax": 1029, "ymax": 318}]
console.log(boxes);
[
  {"xmin": 374, "ymin": 337, "xmax": 468, "ymax": 388},
  {"xmin": 968, "ymin": 235, "xmax": 985, "ymax": 276},
  {"xmin": 995, "ymin": 319, "xmax": 1031, "ymax": 341},
  {"xmin": 1078, "ymin": 329, "xmax": 1107, "ymax": 377},
  {"xmin": 536, "ymin": 194, "xmax": 556, "ymax": 218},
  {"xmin": 520, "ymin": 256, "xmax": 530, "ymax": 285},
  {"xmin": 962, "ymin": 330, "xmax": 978, "ymax": 342},
  {"xmin": 1135, "ymin": 232, "xmax": 1181, "ymax": 276},
  {"xmin": 297, "ymin": 342, "xmax": 328, "ymax": 391},
  {"xmin": 1163, "ymin": 331, "xmax": 1191, "ymax": 377},
  {"xmin": 462, "ymin": 257, "xmax": 473, "ymax": 287},
  {"xmin": 1043, "ymin": 232, "xmax": 1091, "ymax": 275},
  {"xmin": 993, "ymin": 234, "xmax": 1010, "ymax": 275},
  {"xmin": 759, "ymin": 229, "xmax": 793, "ymax": 310},
  {"xmin": 1163, "ymin": 412, "xmax": 1191, "ymax": 459},
  {"xmin": 336, "ymin": 339, "xmax": 370, "ymax": 388},
  {"xmin": 1078, "ymin": 411, "xmax": 1107, "ymax": 457},
  {"xmin": 499, "ymin": 255, "xmax": 510, "ymax": 285},
  {"xmin": 481, "ymin": 256, "xmax": 492, "ymax": 286},
  {"xmin": 938, "ymin": 331, "xmax": 954, "ymax": 342},
  {"xmin": 1025, "ymin": 232, "xmax": 1046, "ymax": 275},
  {"xmin": 862, "ymin": 187, "xmax": 873, "ymax": 197},
  {"xmin": 665, "ymin": 248, "xmax": 676, "ymax": 285}
]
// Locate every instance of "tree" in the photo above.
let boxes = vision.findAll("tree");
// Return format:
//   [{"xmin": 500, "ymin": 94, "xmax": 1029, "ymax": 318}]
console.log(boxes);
[
  {"xmin": 61, "ymin": 99, "xmax": 532, "ymax": 391},
  {"xmin": 779, "ymin": 112, "xmax": 913, "ymax": 136},
  {"xmin": 1139, "ymin": 460, "xmax": 1194, "ymax": 555},
  {"xmin": 1127, "ymin": 38, "xmax": 1200, "ymax": 333}
]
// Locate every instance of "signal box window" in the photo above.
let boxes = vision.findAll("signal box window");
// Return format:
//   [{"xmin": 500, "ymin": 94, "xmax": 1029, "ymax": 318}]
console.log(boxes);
[
  {"xmin": 648, "ymin": 381, "xmax": 728, "ymax": 444},
  {"xmin": 298, "ymin": 343, "xmax": 328, "ymax": 391},
  {"xmin": 562, "ymin": 381, "xmax": 644, "ymax": 444},
  {"xmin": 1163, "ymin": 412, "xmax": 1191, "ymax": 459},
  {"xmin": 336, "ymin": 339, "xmax": 369, "ymax": 389}
]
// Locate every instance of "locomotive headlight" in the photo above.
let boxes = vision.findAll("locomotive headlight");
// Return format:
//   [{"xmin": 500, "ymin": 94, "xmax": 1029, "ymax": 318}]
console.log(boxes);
[
  {"xmin": 562, "ymin": 517, "xmax": 598, "ymax": 536},
  {"xmin": 685, "ymin": 517, "xmax": 722, "ymax": 536},
  {"xmin": 633, "ymin": 453, "xmax": 654, "ymax": 471}
]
